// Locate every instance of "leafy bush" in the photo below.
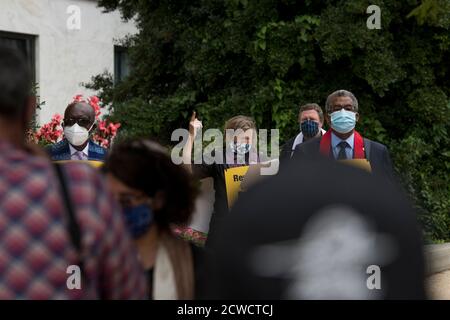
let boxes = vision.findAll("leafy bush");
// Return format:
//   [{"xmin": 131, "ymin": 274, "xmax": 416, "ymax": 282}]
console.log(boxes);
[{"xmin": 89, "ymin": 0, "xmax": 450, "ymax": 242}]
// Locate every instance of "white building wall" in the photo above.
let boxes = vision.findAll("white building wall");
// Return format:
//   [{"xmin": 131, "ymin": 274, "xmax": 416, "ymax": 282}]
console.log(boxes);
[{"xmin": 0, "ymin": 0, "xmax": 137, "ymax": 124}]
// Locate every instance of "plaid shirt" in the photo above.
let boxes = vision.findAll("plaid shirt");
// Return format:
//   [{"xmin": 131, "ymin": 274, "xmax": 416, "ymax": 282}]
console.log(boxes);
[{"xmin": 0, "ymin": 141, "xmax": 147, "ymax": 299}]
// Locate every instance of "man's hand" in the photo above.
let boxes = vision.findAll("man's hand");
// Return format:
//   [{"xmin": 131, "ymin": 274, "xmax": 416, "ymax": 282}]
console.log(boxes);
[{"xmin": 189, "ymin": 111, "xmax": 203, "ymax": 138}]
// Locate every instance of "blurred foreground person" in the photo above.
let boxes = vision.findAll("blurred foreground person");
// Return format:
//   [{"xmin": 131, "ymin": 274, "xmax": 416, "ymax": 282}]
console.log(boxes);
[
  {"xmin": 204, "ymin": 155, "xmax": 425, "ymax": 299},
  {"xmin": 0, "ymin": 45, "xmax": 146, "ymax": 299},
  {"xmin": 104, "ymin": 139, "xmax": 202, "ymax": 299}
]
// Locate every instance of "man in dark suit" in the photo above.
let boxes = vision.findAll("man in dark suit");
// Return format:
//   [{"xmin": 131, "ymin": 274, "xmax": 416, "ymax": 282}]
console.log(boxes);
[
  {"xmin": 47, "ymin": 102, "xmax": 107, "ymax": 161},
  {"xmin": 292, "ymin": 90, "xmax": 394, "ymax": 179}
]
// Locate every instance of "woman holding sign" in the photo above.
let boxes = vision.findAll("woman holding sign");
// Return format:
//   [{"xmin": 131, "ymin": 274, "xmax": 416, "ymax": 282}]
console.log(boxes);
[{"xmin": 183, "ymin": 112, "xmax": 259, "ymax": 246}]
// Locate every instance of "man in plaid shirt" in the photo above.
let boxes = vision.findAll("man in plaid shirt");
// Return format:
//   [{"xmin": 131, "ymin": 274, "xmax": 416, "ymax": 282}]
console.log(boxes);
[{"xmin": 0, "ymin": 46, "xmax": 147, "ymax": 299}]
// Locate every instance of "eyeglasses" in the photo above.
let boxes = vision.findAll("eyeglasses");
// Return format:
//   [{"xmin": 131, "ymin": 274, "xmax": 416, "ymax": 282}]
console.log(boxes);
[
  {"xmin": 330, "ymin": 104, "xmax": 354, "ymax": 112},
  {"xmin": 63, "ymin": 117, "xmax": 93, "ymax": 128}
]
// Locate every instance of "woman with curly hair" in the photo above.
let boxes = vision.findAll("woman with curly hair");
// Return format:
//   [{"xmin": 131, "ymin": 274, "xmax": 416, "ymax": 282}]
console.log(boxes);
[{"xmin": 104, "ymin": 138, "xmax": 201, "ymax": 299}]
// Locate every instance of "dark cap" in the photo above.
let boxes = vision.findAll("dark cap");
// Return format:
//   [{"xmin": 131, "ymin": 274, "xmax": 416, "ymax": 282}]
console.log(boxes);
[{"xmin": 204, "ymin": 156, "xmax": 425, "ymax": 299}]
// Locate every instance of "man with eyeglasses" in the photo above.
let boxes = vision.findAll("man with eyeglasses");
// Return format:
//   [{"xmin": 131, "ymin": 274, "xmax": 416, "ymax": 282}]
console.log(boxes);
[
  {"xmin": 292, "ymin": 90, "xmax": 394, "ymax": 180},
  {"xmin": 47, "ymin": 101, "xmax": 107, "ymax": 161}
]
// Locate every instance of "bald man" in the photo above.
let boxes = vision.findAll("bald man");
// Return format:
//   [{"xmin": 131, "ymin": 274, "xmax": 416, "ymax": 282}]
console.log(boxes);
[{"xmin": 47, "ymin": 102, "xmax": 107, "ymax": 161}]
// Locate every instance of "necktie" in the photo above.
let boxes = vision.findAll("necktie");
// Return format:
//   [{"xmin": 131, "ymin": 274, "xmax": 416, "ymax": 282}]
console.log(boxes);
[
  {"xmin": 74, "ymin": 151, "xmax": 84, "ymax": 160},
  {"xmin": 337, "ymin": 141, "xmax": 349, "ymax": 160}
]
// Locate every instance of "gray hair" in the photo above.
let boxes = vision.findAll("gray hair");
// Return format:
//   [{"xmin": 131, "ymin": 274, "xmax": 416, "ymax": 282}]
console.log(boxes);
[{"xmin": 325, "ymin": 90, "xmax": 358, "ymax": 114}]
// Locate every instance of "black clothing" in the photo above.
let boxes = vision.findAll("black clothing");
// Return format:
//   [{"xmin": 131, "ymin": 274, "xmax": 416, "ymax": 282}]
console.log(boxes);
[{"xmin": 205, "ymin": 156, "xmax": 425, "ymax": 299}]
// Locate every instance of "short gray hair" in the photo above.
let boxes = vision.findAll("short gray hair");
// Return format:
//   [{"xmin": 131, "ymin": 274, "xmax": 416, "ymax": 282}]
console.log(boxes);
[{"xmin": 325, "ymin": 90, "xmax": 358, "ymax": 114}]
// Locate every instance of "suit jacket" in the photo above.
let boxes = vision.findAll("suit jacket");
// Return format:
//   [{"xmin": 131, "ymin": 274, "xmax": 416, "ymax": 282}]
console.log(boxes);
[
  {"xmin": 46, "ymin": 139, "xmax": 107, "ymax": 162},
  {"xmin": 280, "ymin": 129, "xmax": 327, "ymax": 163},
  {"xmin": 292, "ymin": 135, "xmax": 395, "ymax": 180},
  {"xmin": 280, "ymin": 136, "xmax": 296, "ymax": 163}
]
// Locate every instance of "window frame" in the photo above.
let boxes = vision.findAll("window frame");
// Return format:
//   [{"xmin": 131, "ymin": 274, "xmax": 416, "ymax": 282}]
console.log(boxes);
[
  {"xmin": 0, "ymin": 31, "xmax": 36, "ymax": 82},
  {"xmin": 114, "ymin": 45, "xmax": 130, "ymax": 84}
]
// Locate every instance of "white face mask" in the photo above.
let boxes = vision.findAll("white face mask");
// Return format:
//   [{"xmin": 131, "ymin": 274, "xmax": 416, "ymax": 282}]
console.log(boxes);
[
  {"xmin": 229, "ymin": 142, "xmax": 252, "ymax": 155},
  {"xmin": 64, "ymin": 123, "xmax": 93, "ymax": 147}
]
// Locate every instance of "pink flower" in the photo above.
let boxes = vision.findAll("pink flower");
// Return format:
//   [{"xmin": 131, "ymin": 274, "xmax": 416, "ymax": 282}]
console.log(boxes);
[
  {"xmin": 172, "ymin": 227, "xmax": 182, "ymax": 234},
  {"xmin": 34, "ymin": 112, "xmax": 63, "ymax": 144},
  {"xmin": 185, "ymin": 228, "xmax": 194, "ymax": 236},
  {"xmin": 107, "ymin": 122, "xmax": 121, "ymax": 135},
  {"xmin": 89, "ymin": 96, "xmax": 100, "ymax": 105},
  {"xmin": 52, "ymin": 114, "xmax": 62, "ymax": 122},
  {"xmin": 73, "ymin": 94, "xmax": 84, "ymax": 102},
  {"xmin": 88, "ymin": 96, "xmax": 101, "ymax": 118},
  {"xmin": 101, "ymin": 139, "xmax": 109, "ymax": 148}
]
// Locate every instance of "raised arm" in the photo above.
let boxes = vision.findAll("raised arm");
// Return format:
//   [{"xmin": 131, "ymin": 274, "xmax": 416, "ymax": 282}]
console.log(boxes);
[{"xmin": 182, "ymin": 111, "xmax": 203, "ymax": 173}]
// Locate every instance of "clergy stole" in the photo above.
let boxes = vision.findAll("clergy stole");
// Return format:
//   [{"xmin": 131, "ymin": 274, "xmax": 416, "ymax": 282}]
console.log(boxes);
[{"xmin": 319, "ymin": 130, "xmax": 366, "ymax": 159}]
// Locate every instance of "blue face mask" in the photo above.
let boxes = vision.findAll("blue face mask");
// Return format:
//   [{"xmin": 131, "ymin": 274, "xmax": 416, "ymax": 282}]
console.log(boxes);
[
  {"xmin": 300, "ymin": 119, "xmax": 319, "ymax": 138},
  {"xmin": 330, "ymin": 109, "xmax": 357, "ymax": 134},
  {"xmin": 123, "ymin": 204, "xmax": 154, "ymax": 239}
]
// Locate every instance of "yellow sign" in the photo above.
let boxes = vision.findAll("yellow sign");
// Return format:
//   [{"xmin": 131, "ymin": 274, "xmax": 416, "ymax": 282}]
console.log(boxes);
[
  {"xmin": 54, "ymin": 160, "xmax": 104, "ymax": 168},
  {"xmin": 339, "ymin": 159, "xmax": 372, "ymax": 172},
  {"xmin": 224, "ymin": 165, "xmax": 249, "ymax": 208}
]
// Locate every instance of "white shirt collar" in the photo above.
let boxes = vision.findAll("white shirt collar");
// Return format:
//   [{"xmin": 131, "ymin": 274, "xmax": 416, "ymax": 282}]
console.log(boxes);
[
  {"xmin": 292, "ymin": 128, "xmax": 327, "ymax": 151},
  {"xmin": 69, "ymin": 142, "xmax": 89, "ymax": 156}
]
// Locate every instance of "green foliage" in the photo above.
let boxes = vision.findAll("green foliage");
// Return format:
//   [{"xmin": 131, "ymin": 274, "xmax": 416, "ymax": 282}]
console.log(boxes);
[
  {"xmin": 82, "ymin": 71, "xmax": 114, "ymax": 109},
  {"xmin": 29, "ymin": 83, "xmax": 46, "ymax": 133},
  {"xmin": 407, "ymin": 0, "xmax": 450, "ymax": 26},
  {"xmin": 91, "ymin": 0, "xmax": 450, "ymax": 242}
]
